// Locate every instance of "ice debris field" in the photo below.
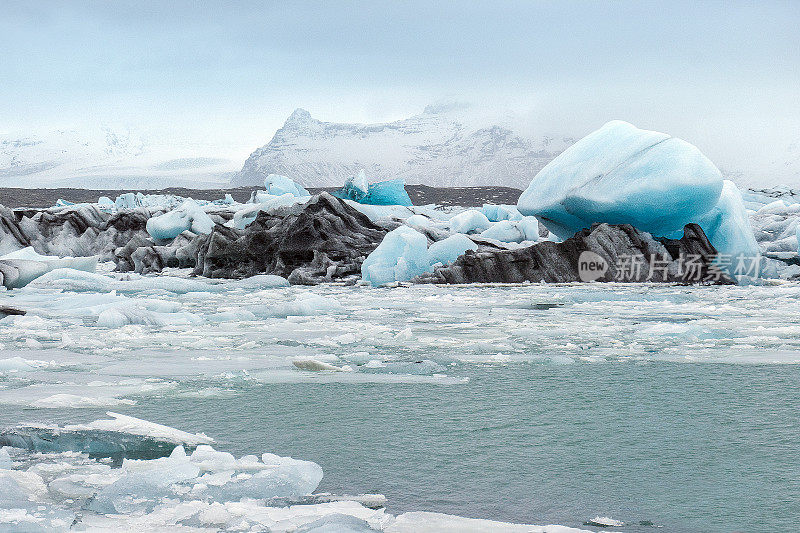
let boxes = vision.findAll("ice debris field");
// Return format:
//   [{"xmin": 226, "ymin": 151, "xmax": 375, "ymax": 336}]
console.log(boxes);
[{"xmin": 2, "ymin": 121, "xmax": 800, "ymax": 531}]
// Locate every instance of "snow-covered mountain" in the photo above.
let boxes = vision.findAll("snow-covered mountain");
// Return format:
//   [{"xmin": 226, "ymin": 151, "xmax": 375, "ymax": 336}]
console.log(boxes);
[
  {"xmin": 233, "ymin": 105, "xmax": 576, "ymax": 189},
  {"xmin": 0, "ymin": 129, "xmax": 236, "ymax": 189}
]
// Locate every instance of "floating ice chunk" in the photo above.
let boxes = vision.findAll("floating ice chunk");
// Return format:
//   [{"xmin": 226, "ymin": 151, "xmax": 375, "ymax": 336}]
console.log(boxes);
[
  {"xmin": 146, "ymin": 198, "xmax": 215, "ymax": 240},
  {"xmin": 480, "ymin": 204, "xmax": 523, "ymax": 222},
  {"xmin": 340, "ymin": 170, "xmax": 370, "ymax": 202},
  {"xmin": 115, "ymin": 192, "xmax": 140, "ymax": 210},
  {"xmin": 31, "ymin": 394, "xmax": 136, "ymax": 409},
  {"xmin": 26, "ymin": 269, "xmax": 222, "ymax": 295},
  {"xmin": 584, "ymin": 516, "xmax": 625, "ymax": 527},
  {"xmin": 449, "ymin": 210, "xmax": 492, "ymax": 234},
  {"xmin": 0, "ymin": 248, "xmax": 97, "ymax": 289},
  {"xmin": 387, "ymin": 511, "xmax": 593, "ymax": 532},
  {"xmin": 228, "ymin": 274, "xmax": 290, "ymax": 290},
  {"xmin": 335, "ymin": 172, "xmax": 413, "ymax": 206},
  {"xmin": 479, "ymin": 221, "xmax": 526, "ymax": 243},
  {"xmin": 0, "ymin": 447, "xmax": 12, "ymax": 469},
  {"xmin": 695, "ymin": 180, "xmax": 760, "ymax": 269},
  {"xmin": 260, "ymin": 293, "xmax": 346, "ymax": 317},
  {"xmin": 361, "ymin": 226, "xmax": 430, "ymax": 286},
  {"xmin": 90, "ymin": 455, "xmax": 201, "ymax": 513},
  {"xmin": 362, "ymin": 179, "xmax": 413, "ymax": 206},
  {"xmin": 517, "ymin": 120, "xmax": 724, "ymax": 240},
  {"xmin": 96, "ymin": 304, "xmax": 201, "ymax": 328},
  {"xmin": 295, "ymin": 513, "xmax": 378, "ymax": 532},
  {"xmin": 74, "ymin": 412, "xmax": 213, "ymax": 446},
  {"xmin": 518, "ymin": 216, "xmax": 542, "ymax": 242},
  {"xmin": 232, "ymin": 193, "xmax": 308, "ymax": 228},
  {"xmin": 293, "ymin": 359, "xmax": 346, "ymax": 372},
  {"xmin": 406, "ymin": 214, "xmax": 435, "ymax": 227},
  {"xmin": 0, "ymin": 413, "xmax": 214, "ymax": 459},
  {"xmin": 265, "ymin": 174, "xmax": 310, "ymax": 197},
  {"xmin": 797, "ymin": 224, "xmax": 800, "ymax": 256},
  {"xmin": 427, "ymin": 234, "xmax": 477, "ymax": 266},
  {"xmin": 25, "ymin": 268, "xmax": 114, "ymax": 292},
  {"xmin": 97, "ymin": 196, "xmax": 115, "ymax": 212},
  {"xmin": 0, "ymin": 357, "xmax": 42, "ymax": 373}
]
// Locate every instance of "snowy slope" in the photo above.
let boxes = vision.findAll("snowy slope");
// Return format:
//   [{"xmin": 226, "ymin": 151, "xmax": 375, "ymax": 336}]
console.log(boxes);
[
  {"xmin": 234, "ymin": 106, "xmax": 575, "ymax": 189},
  {"xmin": 0, "ymin": 129, "xmax": 236, "ymax": 189}
]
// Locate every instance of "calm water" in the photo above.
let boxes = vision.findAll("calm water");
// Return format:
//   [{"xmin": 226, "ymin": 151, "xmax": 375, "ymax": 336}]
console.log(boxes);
[{"xmin": 7, "ymin": 361, "xmax": 797, "ymax": 532}]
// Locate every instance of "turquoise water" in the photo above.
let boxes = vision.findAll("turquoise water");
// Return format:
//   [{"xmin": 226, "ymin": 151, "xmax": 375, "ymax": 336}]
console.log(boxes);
[{"xmin": 7, "ymin": 361, "xmax": 797, "ymax": 532}]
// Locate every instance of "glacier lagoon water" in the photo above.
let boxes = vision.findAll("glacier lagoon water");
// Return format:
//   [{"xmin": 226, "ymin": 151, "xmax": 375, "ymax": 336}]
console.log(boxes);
[{"xmin": 2, "ymin": 277, "xmax": 800, "ymax": 531}]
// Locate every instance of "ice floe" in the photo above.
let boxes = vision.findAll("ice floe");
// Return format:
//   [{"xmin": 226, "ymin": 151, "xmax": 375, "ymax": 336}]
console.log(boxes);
[{"xmin": 0, "ymin": 414, "xmax": 594, "ymax": 532}]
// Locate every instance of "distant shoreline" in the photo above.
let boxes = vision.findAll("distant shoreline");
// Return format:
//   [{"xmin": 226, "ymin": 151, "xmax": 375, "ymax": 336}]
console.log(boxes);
[{"xmin": 0, "ymin": 185, "xmax": 523, "ymax": 209}]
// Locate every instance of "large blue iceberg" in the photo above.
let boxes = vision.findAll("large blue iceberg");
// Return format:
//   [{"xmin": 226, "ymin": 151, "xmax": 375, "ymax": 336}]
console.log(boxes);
[
  {"xmin": 517, "ymin": 120, "xmax": 757, "ymax": 266},
  {"xmin": 518, "ymin": 120, "xmax": 724, "ymax": 240},
  {"xmin": 334, "ymin": 170, "xmax": 413, "ymax": 206}
]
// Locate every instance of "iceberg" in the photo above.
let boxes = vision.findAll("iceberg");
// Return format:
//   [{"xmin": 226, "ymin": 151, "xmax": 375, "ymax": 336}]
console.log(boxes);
[
  {"xmin": 479, "ymin": 221, "xmax": 526, "ymax": 243},
  {"xmin": 449, "ymin": 209, "xmax": 492, "ymax": 234},
  {"xmin": 695, "ymin": 180, "xmax": 760, "ymax": 264},
  {"xmin": 259, "ymin": 293, "xmax": 346, "ymax": 317},
  {"xmin": 480, "ymin": 204, "xmax": 523, "ymax": 222},
  {"xmin": 232, "ymin": 192, "xmax": 307, "ymax": 229},
  {"xmin": 90, "ymin": 444, "xmax": 324, "ymax": 514},
  {"xmin": 427, "ymin": 234, "xmax": 478, "ymax": 266},
  {"xmin": 146, "ymin": 198, "xmax": 215, "ymax": 241},
  {"xmin": 343, "ymin": 170, "xmax": 370, "ymax": 201},
  {"xmin": 265, "ymin": 173, "xmax": 310, "ymax": 197},
  {"xmin": 115, "ymin": 192, "xmax": 141, "ymax": 210},
  {"xmin": 0, "ymin": 247, "xmax": 97, "ymax": 289},
  {"xmin": 517, "ymin": 120, "xmax": 724, "ymax": 240},
  {"xmin": 0, "ymin": 413, "xmax": 213, "ymax": 459},
  {"xmin": 361, "ymin": 226, "xmax": 429, "ymax": 286},
  {"xmin": 334, "ymin": 171, "xmax": 413, "ymax": 207}
]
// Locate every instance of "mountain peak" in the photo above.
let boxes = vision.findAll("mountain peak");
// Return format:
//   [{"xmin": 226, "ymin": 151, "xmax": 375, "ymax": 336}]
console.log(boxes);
[{"xmin": 284, "ymin": 108, "xmax": 314, "ymax": 127}]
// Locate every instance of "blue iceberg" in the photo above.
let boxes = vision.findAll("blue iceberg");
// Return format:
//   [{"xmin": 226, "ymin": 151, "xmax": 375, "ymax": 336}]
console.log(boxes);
[
  {"xmin": 517, "ymin": 120, "xmax": 759, "ymax": 273},
  {"xmin": 264, "ymin": 174, "xmax": 309, "ymax": 197},
  {"xmin": 334, "ymin": 170, "xmax": 413, "ymax": 206},
  {"xmin": 518, "ymin": 120, "xmax": 724, "ymax": 240}
]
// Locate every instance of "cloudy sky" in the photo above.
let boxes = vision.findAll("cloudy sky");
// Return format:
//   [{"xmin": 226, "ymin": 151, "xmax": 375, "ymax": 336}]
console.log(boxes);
[{"xmin": 2, "ymin": 1, "xmax": 798, "ymax": 182}]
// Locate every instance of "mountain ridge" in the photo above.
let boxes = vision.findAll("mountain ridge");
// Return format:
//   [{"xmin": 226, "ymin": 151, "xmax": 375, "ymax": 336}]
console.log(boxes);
[{"xmin": 233, "ymin": 107, "xmax": 576, "ymax": 189}]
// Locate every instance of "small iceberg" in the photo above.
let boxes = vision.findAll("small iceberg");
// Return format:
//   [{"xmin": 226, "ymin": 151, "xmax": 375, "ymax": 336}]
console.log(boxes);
[{"xmin": 334, "ymin": 170, "xmax": 413, "ymax": 206}]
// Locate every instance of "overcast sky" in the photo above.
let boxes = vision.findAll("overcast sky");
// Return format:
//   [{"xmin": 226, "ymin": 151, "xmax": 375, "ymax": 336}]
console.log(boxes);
[{"xmin": 2, "ymin": 1, "xmax": 798, "ymax": 181}]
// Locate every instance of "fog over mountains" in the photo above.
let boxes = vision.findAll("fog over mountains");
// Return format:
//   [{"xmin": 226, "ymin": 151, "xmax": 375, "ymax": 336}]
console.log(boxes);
[
  {"xmin": 233, "ymin": 104, "xmax": 576, "ymax": 189},
  {"xmin": 1, "ymin": 104, "xmax": 798, "ymax": 191},
  {"xmin": 0, "ymin": 129, "xmax": 236, "ymax": 189}
]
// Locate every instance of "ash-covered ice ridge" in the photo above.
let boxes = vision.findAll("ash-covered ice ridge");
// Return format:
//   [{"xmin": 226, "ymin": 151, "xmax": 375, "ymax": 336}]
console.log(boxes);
[{"xmin": 0, "ymin": 413, "xmax": 594, "ymax": 532}]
